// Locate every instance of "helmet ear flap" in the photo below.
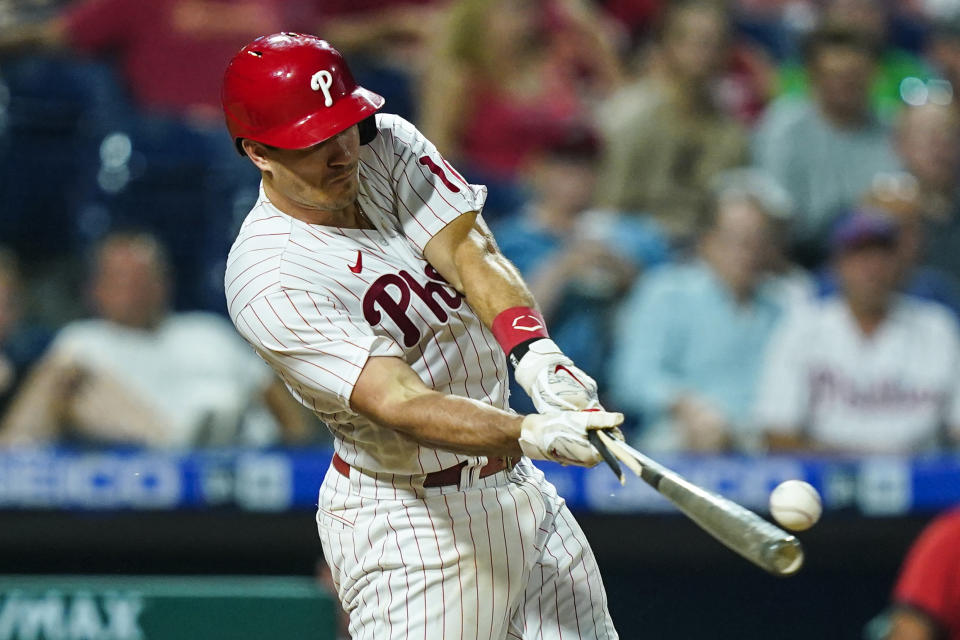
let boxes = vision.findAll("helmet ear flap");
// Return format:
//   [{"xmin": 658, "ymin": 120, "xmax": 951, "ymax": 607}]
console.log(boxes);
[{"xmin": 358, "ymin": 115, "xmax": 378, "ymax": 145}]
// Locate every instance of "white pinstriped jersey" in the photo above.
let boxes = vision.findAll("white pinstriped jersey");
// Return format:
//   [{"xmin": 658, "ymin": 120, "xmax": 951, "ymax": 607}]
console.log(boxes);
[{"xmin": 225, "ymin": 114, "xmax": 509, "ymax": 475}]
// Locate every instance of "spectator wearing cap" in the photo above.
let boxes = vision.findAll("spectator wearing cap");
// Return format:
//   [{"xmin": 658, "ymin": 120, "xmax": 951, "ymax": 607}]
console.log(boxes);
[
  {"xmin": 815, "ymin": 176, "xmax": 960, "ymax": 321},
  {"xmin": 607, "ymin": 169, "xmax": 795, "ymax": 452},
  {"xmin": 493, "ymin": 129, "xmax": 669, "ymax": 414},
  {"xmin": 753, "ymin": 210, "xmax": 960, "ymax": 454},
  {"xmin": 754, "ymin": 25, "xmax": 900, "ymax": 267}
]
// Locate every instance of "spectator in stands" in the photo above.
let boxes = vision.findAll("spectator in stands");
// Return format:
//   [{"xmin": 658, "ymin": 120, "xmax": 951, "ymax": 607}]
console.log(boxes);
[
  {"xmin": 0, "ymin": 0, "xmax": 323, "ymax": 312},
  {"xmin": 608, "ymin": 169, "xmax": 793, "ymax": 452},
  {"xmin": 493, "ymin": 128, "xmax": 669, "ymax": 413},
  {"xmin": 816, "ymin": 175, "xmax": 960, "ymax": 320},
  {"xmin": 886, "ymin": 507, "xmax": 960, "ymax": 640},
  {"xmin": 313, "ymin": 0, "xmax": 448, "ymax": 122},
  {"xmin": 754, "ymin": 25, "xmax": 900, "ymax": 267},
  {"xmin": 777, "ymin": 0, "xmax": 932, "ymax": 122},
  {"xmin": 0, "ymin": 0, "xmax": 316, "ymax": 122},
  {"xmin": 0, "ymin": 232, "xmax": 312, "ymax": 448},
  {"xmin": 595, "ymin": 0, "xmax": 748, "ymax": 245},
  {"xmin": 419, "ymin": 0, "xmax": 622, "ymax": 218},
  {"xmin": 754, "ymin": 210, "xmax": 960, "ymax": 454},
  {"xmin": 926, "ymin": 15, "xmax": 960, "ymax": 115},
  {"xmin": 896, "ymin": 103, "xmax": 960, "ymax": 283},
  {"xmin": 0, "ymin": 249, "xmax": 51, "ymax": 417}
]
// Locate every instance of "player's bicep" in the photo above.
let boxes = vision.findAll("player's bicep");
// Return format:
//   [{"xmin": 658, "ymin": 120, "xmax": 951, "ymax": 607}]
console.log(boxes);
[{"xmin": 422, "ymin": 211, "xmax": 480, "ymax": 292}]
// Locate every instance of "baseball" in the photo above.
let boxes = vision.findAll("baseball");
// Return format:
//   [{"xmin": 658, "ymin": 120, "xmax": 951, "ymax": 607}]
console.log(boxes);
[{"xmin": 769, "ymin": 480, "xmax": 822, "ymax": 531}]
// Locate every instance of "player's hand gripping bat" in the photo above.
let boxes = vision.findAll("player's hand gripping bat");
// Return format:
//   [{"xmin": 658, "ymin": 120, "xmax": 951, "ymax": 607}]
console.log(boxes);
[{"xmin": 589, "ymin": 430, "xmax": 804, "ymax": 577}]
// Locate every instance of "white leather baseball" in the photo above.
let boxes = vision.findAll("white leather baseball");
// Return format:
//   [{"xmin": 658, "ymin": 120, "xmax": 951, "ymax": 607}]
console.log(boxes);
[{"xmin": 769, "ymin": 480, "xmax": 822, "ymax": 531}]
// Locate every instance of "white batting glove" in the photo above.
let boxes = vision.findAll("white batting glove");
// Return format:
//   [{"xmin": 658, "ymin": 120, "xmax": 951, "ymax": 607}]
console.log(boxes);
[
  {"xmin": 519, "ymin": 411, "xmax": 624, "ymax": 467},
  {"xmin": 514, "ymin": 339, "xmax": 600, "ymax": 413}
]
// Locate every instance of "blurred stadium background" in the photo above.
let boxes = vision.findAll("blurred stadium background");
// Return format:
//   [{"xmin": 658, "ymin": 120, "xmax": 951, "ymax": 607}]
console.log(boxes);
[{"xmin": 1, "ymin": 0, "xmax": 960, "ymax": 638}]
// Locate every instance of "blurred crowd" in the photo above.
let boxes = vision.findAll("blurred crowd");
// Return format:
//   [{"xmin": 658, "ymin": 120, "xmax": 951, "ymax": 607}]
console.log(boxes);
[{"xmin": 0, "ymin": 0, "xmax": 959, "ymax": 455}]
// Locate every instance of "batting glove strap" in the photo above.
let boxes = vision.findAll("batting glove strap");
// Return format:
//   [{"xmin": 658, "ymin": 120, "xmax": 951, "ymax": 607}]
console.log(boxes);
[
  {"xmin": 519, "ymin": 411, "xmax": 624, "ymax": 467},
  {"xmin": 514, "ymin": 339, "xmax": 600, "ymax": 413}
]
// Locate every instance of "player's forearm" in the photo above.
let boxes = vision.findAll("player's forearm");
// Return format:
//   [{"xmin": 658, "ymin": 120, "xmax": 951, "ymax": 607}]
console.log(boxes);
[
  {"xmin": 425, "ymin": 213, "xmax": 537, "ymax": 327},
  {"xmin": 389, "ymin": 392, "xmax": 525, "ymax": 457},
  {"xmin": 350, "ymin": 355, "xmax": 524, "ymax": 457},
  {"xmin": 357, "ymin": 388, "xmax": 524, "ymax": 457},
  {"xmin": 459, "ymin": 242, "xmax": 536, "ymax": 327}
]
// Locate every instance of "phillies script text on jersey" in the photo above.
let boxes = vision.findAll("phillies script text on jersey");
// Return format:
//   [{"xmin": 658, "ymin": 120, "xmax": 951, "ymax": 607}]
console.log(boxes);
[{"xmin": 363, "ymin": 264, "xmax": 463, "ymax": 347}]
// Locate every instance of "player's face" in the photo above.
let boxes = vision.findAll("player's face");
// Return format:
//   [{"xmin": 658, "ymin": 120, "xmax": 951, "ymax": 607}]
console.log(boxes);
[{"xmin": 258, "ymin": 126, "xmax": 361, "ymax": 214}]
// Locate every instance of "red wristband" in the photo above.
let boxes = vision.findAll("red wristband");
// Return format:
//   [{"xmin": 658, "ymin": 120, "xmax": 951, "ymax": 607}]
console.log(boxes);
[{"xmin": 491, "ymin": 307, "xmax": 549, "ymax": 354}]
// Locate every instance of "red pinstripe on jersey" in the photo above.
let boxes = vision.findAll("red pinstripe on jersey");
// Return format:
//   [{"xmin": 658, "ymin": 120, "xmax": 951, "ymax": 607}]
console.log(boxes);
[
  {"xmin": 225, "ymin": 113, "xmax": 504, "ymax": 476},
  {"xmin": 229, "ymin": 114, "xmax": 617, "ymax": 640}
]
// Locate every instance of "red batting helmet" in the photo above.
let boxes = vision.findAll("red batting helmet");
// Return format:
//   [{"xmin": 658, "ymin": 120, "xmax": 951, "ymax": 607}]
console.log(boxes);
[{"xmin": 221, "ymin": 32, "xmax": 384, "ymax": 155}]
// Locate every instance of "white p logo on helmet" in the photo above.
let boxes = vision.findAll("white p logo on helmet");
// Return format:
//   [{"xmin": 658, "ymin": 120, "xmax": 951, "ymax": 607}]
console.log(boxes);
[{"xmin": 310, "ymin": 70, "xmax": 334, "ymax": 107}]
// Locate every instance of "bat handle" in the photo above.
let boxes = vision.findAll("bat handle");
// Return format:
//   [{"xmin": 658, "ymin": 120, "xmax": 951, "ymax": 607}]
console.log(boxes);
[{"xmin": 588, "ymin": 430, "xmax": 624, "ymax": 485}]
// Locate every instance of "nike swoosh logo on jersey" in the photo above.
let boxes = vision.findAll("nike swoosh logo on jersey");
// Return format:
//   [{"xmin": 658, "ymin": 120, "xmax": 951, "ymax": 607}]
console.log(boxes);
[{"xmin": 349, "ymin": 251, "xmax": 363, "ymax": 274}]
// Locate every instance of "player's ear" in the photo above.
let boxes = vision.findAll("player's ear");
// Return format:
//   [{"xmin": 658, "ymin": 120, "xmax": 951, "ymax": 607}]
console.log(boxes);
[{"xmin": 242, "ymin": 139, "xmax": 272, "ymax": 171}]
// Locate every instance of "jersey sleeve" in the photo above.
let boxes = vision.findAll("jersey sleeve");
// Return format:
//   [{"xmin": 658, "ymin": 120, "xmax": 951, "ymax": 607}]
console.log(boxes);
[
  {"xmin": 893, "ymin": 511, "xmax": 960, "ymax": 631},
  {"xmin": 751, "ymin": 310, "xmax": 809, "ymax": 435},
  {"xmin": 382, "ymin": 116, "xmax": 487, "ymax": 251},
  {"xmin": 234, "ymin": 289, "xmax": 403, "ymax": 414}
]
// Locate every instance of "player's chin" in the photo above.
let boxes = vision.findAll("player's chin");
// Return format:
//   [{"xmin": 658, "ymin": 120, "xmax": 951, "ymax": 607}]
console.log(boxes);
[{"xmin": 321, "ymin": 179, "xmax": 359, "ymax": 208}]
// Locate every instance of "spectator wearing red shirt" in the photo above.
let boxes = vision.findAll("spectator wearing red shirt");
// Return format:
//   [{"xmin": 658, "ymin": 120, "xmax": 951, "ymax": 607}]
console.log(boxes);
[
  {"xmin": 0, "ymin": 0, "xmax": 317, "ymax": 121},
  {"xmin": 419, "ymin": 0, "xmax": 622, "ymax": 217},
  {"xmin": 0, "ymin": 0, "xmax": 323, "ymax": 313},
  {"xmin": 888, "ymin": 508, "xmax": 960, "ymax": 640}
]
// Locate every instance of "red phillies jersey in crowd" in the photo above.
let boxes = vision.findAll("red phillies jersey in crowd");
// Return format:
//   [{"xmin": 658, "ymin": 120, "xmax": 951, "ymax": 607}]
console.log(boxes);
[
  {"xmin": 893, "ymin": 508, "xmax": 960, "ymax": 639},
  {"xmin": 62, "ymin": 0, "xmax": 318, "ymax": 116}
]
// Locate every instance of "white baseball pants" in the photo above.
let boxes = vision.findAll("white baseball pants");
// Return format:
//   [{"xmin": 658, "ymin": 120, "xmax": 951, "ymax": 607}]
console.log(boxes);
[{"xmin": 316, "ymin": 457, "xmax": 618, "ymax": 639}]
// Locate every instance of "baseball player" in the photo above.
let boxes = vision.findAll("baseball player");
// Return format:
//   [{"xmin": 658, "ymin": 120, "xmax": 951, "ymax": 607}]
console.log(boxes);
[{"xmin": 222, "ymin": 33, "xmax": 621, "ymax": 639}]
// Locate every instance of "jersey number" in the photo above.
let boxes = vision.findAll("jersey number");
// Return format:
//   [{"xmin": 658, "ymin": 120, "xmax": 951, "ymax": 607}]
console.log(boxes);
[{"xmin": 418, "ymin": 156, "xmax": 461, "ymax": 193}]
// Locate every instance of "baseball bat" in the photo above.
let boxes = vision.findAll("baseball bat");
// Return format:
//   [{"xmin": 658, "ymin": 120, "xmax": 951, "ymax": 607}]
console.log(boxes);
[{"xmin": 594, "ymin": 431, "xmax": 804, "ymax": 577}]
